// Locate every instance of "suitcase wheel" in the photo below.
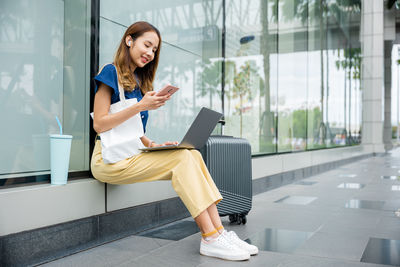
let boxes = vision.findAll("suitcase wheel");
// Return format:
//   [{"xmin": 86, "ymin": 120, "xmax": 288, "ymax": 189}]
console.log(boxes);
[
  {"xmin": 229, "ymin": 214, "xmax": 247, "ymax": 225},
  {"xmin": 229, "ymin": 214, "xmax": 237, "ymax": 223},
  {"xmin": 241, "ymin": 215, "xmax": 247, "ymax": 225}
]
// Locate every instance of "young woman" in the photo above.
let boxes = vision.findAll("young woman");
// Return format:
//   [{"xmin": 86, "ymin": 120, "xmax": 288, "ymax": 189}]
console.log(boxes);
[{"xmin": 91, "ymin": 21, "xmax": 258, "ymax": 261}]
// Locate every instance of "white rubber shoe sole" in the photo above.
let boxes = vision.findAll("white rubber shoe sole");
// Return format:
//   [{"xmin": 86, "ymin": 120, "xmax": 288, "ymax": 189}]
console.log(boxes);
[
  {"xmin": 200, "ymin": 235, "xmax": 250, "ymax": 261},
  {"xmin": 223, "ymin": 230, "xmax": 259, "ymax": 255}
]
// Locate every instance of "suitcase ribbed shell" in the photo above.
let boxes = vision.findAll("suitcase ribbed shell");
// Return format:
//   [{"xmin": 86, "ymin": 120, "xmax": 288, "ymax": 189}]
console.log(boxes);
[{"xmin": 200, "ymin": 136, "xmax": 252, "ymax": 217}]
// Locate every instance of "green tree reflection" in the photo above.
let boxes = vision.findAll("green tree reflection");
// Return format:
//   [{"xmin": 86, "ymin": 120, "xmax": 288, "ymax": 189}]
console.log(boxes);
[
  {"xmin": 275, "ymin": 0, "xmax": 361, "ymax": 149},
  {"xmin": 231, "ymin": 60, "xmax": 259, "ymax": 137},
  {"xmin": 335, "ymin": 47, "xmax": 362, "ymax": 144},
  {"xmin": 197, "ymin": 59, "xmax": 221, "ymax": 109}
]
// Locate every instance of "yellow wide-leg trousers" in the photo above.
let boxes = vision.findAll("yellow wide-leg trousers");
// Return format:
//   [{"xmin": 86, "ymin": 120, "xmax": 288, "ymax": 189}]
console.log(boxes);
[{"xmin": 91, "ymin": 140, "xmax": 223, "ymax": 218}]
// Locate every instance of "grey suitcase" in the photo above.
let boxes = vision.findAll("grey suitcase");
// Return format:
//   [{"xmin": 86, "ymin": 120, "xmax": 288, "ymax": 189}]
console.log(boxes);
[{"xmin": 199, "ymin": 135, "xmax": 252, "ymax": 224}]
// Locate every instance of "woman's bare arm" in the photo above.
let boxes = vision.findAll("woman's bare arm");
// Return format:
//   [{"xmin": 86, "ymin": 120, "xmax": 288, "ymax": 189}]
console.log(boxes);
[{"xmin": 93, "ymin": 83, "xmax": 169, "ymax": 133}]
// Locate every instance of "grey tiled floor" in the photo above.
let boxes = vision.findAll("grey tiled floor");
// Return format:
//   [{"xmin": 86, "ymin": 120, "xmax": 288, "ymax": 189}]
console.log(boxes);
[{"xmin": 42, "ymin": 148, "xmax": 400, "ymax": 267}]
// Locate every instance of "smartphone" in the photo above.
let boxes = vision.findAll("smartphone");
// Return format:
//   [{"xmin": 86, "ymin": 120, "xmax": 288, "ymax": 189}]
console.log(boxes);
[{"xmin": 156, "ymin": 84, "xmax": 179, "ymax": 96}]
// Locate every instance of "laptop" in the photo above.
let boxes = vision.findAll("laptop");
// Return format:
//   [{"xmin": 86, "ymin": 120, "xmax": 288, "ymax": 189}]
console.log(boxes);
[{"xmin": 140, "ymin": 107, "xmax": 223, "ymax": 152}]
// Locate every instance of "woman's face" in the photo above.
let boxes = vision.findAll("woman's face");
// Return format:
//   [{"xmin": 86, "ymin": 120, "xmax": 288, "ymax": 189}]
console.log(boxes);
[{"xmin": 127, "ymin": 31, "xmax": 159, "ymax": 68}]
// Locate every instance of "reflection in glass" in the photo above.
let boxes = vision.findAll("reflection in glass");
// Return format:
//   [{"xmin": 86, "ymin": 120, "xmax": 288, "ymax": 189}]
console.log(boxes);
[
  {"xmin": 391, "ymin": 185, "xmax": 400, "ymax": 191},
  {"xmin": 100, "ymin": 0, "xmax": 223, "ymax": 144},
  {"xmin": 337, "ymin": 183, "xmax": 365, "ymax": 189},
  {"xmin": 0, "ymin": 1, "xmax": 63, "ymax": 176},
  {"xmin": 63, "ymin": 0, "xmax": 91, "ymax": 172},
  {"xmin": 326, "ymin": 1, "xmax": 362, "ymax": 147},
  {"xmin": 0, "ymin": 0, "xmax": 91, "ymax": 179},
  {"xmin": 307, "ymin": 0, "xmax": 326, "ymax": 149},
  {"xmin": 273, "ymin": 0, "xmax": 361, "ymax": 152},
  {"xmin": 277, "ymin": 0, "xmax": 308, "ymax": 152},
  {"xmin": 245, "ymin": 228, "xmax": 314, "ymax": 253},
  {"xmin": 224, "ymin": 0, "xmax": 278, "ymax": 154},
  {"xmin": 138, "ymin": 220, "xmax": 199, "ymax": 241},
  {"xmin": 295, "ymin": 181, "xmax": 317, "ymax": 186},
  {"xmin": 98, "ymin": 0, "xmax": 362, "ymax": 156},
  {"xmin": 361, "ymin": 238, "xmax": 400, "ymax": 266},
  {"xmin": 274, "ymin": 195, "xmax": 317, "ymax": 205},
  {"xmin": 345, "ymin": 199, "xmax": 385, "ymax": 210},
  {"xmin": 338, "ymin": 174, "xmax": 357, "ymax": 178},
  {"xmin": 381, "ymin": 175, "xmax": 400, "ymax": 180},
  {"xmin": 0, "ymin": 0, "xmax": 367, "ymax": 185}
]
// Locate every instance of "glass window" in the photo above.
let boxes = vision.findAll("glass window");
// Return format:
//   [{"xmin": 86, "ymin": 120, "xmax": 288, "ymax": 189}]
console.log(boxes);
[
  {"xmin": 325, "ymin": 0, "xmax": 361, "ymax": 147},
  {"xmin": 0, "ymin": 0, "xmax": 365, "ymax": 186},
  {"xmin": 224, "ymin": 0, "xmax": 278, "ymax": 155},
  {"xmin": 307, "ymin": 0, "xmax": 326, "ymax": 150},
  {"xmin": 277, "ymin": 0, "xmax": 308, "ymax": 152},
  {"xmin": 99, "ymin": 0, "xmax": 223, "ymax": 143},
  {"xmin": 0, "ymin": 0, "xmax": 91, "ymax": 181},
  {"xmin": 223, "ymin": 0, "xmax": 361, "ymax": 154}
]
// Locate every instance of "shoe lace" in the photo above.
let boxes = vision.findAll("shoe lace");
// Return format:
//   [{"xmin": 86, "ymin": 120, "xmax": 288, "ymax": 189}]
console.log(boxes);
[
  {"xmin": 218, "ymin": 234, "xmax": 238, "ymax": 250},
  {"xmin": 227, "ymin": 231, "xmax": 239, "ymax": 241},
  {"xmin": 227, "ymin": 231, "xmax": 249, "ymax": 247}
]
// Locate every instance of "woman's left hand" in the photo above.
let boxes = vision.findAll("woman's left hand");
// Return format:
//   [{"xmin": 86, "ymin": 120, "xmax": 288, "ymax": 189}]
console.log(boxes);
[{"xmin": 151, "ymin": 141, "xmax": 179, "ymax": 147}]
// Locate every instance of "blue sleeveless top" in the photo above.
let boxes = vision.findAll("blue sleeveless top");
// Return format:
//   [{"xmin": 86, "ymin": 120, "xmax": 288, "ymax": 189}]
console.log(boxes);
[{"xmin": 94, "ymin": 64, "xmax": 149, "ymax": 132}]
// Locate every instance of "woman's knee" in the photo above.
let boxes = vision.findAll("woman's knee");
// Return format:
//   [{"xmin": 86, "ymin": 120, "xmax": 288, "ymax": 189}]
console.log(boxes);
[
  {"xmin": 167, "ymin": 149, "xmax": 192, "ymax": 166},
  {"xmin": 190, "ymin": 149, "xmax": 202, "ymax": 157},
  {"xmin": 189, "ymin": 149, "xmax": 206, "ymax": 163},
  {"xmin": 174, "ymin": 148, "xmax": 192, "ymax": 159}
]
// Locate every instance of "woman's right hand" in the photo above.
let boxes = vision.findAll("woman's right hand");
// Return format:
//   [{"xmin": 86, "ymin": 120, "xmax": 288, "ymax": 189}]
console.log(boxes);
[{"xmin": 138, "ymin": 91, "xmax": 170, "ymax": 111}]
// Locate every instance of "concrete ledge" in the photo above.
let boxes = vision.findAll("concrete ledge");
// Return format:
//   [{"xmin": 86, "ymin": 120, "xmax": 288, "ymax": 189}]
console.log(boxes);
[
  {"xmin": 252, "ymin": 152, "xmax": 373, "ymax": 195},
  {"xmin": 107, "ymin": 181, "xmax": 177, "ymax": 211},
  {"xmin": 0, "ymin": 197, "xmax": 189, "ymax": 267},
  {"xmin": 252, "ymin": 145, "xmax": 368, "ymax": 179},
  {"xmin": 0, "ymin": 179, "xmax": 105, "ymax": 236}
]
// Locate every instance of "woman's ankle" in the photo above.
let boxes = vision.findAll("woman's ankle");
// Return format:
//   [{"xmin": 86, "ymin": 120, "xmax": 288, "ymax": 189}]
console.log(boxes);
[
  {"xmin": 202, "ymin": 229, "xmax": 220, "ymax": 241},
  {"xmin": 216, "ymin": 225, "xmax": 225, "ymax": 234}
]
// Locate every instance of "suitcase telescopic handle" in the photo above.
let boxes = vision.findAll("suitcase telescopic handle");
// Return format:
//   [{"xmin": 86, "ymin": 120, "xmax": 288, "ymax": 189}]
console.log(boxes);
[{"xmin": 218, "ymin": 119, "xmax": 225, "ymax": 135}]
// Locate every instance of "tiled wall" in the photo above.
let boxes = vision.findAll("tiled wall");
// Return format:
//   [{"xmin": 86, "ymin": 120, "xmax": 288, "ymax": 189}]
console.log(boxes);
[{"xmin": 361, "ymin": 0, "xmax": 385, "ymax": 152}]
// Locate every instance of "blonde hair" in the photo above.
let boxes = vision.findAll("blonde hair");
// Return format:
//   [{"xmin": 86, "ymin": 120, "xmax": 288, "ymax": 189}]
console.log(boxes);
[{"xmin": 114, "ymin": 21, "xmax": 161, "ymax": 94}]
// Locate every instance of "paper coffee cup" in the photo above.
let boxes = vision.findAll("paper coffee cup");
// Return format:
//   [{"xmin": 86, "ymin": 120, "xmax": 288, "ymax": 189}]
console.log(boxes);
[{"xmin": 50, "ymin": 134, "xmax": 73, "ymax": 185}]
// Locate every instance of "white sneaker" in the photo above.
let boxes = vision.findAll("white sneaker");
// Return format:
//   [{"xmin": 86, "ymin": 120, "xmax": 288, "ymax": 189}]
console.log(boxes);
[
  {"xmin": 222, "ymin": 230, "xmax": 259, "ymax": 255},
  {"xmin": 200, "ymin": 234, "xmax": 250, "ymax": 261}
]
